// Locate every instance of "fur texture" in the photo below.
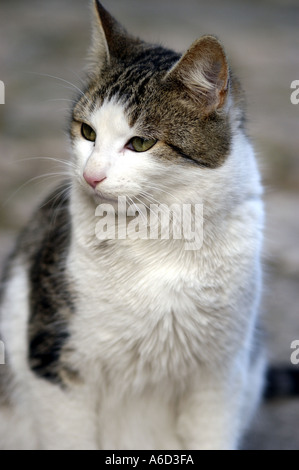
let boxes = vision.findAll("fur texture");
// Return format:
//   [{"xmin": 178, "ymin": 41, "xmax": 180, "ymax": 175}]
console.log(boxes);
[{"xmin": 0, "ymin": 1, "xmax": 265, "ymax": 450}]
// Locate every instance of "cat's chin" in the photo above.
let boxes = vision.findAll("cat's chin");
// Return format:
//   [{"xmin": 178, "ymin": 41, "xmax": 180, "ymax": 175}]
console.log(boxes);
[
  {"xmin": 93, "ymin": 192, "xmax": 120, "ymax": 205},
  {"xmin": 80, "ymin": 183, "xmax": 119, "ymax": 206}
]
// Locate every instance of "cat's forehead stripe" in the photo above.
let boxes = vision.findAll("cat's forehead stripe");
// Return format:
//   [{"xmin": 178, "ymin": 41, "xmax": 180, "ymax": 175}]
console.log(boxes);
[
  {"xmin": 91, "ymin": 99, "xmax": 134, "ymax": 139},
  {"xmin": 106, "ymin": 68, "xmax": 153, "ymax": 110}
]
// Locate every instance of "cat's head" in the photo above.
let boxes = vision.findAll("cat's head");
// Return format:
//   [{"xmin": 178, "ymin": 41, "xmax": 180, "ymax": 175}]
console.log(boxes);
[{"xmin": 70, "ymin": 1, "xmax": 244, "ymax": 207}]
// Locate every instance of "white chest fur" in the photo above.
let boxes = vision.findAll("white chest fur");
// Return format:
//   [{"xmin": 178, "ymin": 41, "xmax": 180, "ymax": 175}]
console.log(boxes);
[{"xmin": 67, "ymin": 193, "xmax": 262, "ymax": 387}]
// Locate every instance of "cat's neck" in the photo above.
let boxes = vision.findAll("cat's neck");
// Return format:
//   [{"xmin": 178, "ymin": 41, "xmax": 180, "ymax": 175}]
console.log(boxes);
[{"xmin": 69, "ymin": 183, "xmax": 204, "ymax": 262}]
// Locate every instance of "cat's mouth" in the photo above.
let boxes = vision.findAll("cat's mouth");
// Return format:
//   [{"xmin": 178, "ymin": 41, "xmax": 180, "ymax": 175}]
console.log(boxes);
[
  {"xmin": 84, "ymin": 179, "xmax": 144, "ymax": 208},
  {"xmin": 80, "ymin": 177, "xmax": 119, "ymax": 205},
  {"xmin": 92, "ymin": 188, "xmax": 148, "ymax": 212}
]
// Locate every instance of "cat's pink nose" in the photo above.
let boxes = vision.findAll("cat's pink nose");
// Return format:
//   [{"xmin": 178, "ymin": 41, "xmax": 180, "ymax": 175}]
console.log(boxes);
[{"xmin": 83, "ymin": 171, "xmax": 107, "ymax": 189}]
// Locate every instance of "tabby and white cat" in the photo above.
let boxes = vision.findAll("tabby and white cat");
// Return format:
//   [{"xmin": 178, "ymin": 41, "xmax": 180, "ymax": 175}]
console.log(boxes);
[{"xmin": 0, "ymin": 1, "xmax": 265, "ymax": 450}]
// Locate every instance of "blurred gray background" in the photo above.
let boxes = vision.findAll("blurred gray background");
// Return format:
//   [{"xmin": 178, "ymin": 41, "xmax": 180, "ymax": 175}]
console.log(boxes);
[{"xmin": 0, "ymin": 0, "xmax": 298, "ymax": 449}]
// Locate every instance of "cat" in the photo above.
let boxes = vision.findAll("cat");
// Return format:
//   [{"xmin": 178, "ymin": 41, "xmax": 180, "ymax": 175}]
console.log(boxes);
[{"xmin": 0, "ymin": 0, "xmax": 266, "ymax": 450}]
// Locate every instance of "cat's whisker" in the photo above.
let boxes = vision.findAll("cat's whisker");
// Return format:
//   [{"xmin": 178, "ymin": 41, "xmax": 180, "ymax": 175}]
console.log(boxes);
[
  {"xmin": 58, "ymin": 108, "xmax": 75, "ymax": 114},
  {"xmin": 140, "ymin": 190, "xmax": 209, "ymax": 226},
  {"xmin": 145, "ymin": 184, "xmax": 181, "ymax": 203},
  {"xmin": 52, "ymin": 85, "xmax": 83, "ymax": 96},
  {"xmin": 66, "ymin": 68, "xmax": 86, "ymax": 87},
  {"xmin": 44, "ymin": 98, "xmax": 77, "ymax": 105},
  {"xmin": 26, "ymin": 72, "xmax": 85, "ymax": 96},
  {"xmin": 132, "ymin": 195, "xmax": 152, "ymax": 225},
  {"xmin": 139, "ymin": 190, "xmax": 161, "ymax": 205},
  {"xmin": 146, "ymin": 184, "xmax": 181, "ymax": 202},
  {"xmin": 127, "ymin": 196, "xmax": 148, "ymax": 225},
  {"xmin": 135, "ymin": 194, "xmax": 168, "ymax": 224},
  {"xmin": 14, "ymin": 156, "xmax": 78, "ymax": 172},
  {"xmin": 47, "ymin": 183, "xmax": 73, "ymax": 229},
  {"xmin": 3, "ymin": 173, "xmax": 71, "ymax": 208},
  {"xmin": 140, "ymin": 189, "xmax": 179, "ymax": 213},
  {"xmin": 138, "ymin": 191, "xmax": 171, "ymax": 219},
  {"xmin": 39, "ymin": 181, "xmax": 72, "ymax": 211},
  {"xmin": 139, "ymin": 190, "xmax": 168, "ymax": 209},
  {"xmin": 40, "ymin": 185, "xmax": 71, "ymax": 213}
]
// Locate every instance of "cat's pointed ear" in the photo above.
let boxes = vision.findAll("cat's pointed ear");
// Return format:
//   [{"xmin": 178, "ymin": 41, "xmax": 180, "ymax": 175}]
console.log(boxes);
[
  {"xmin": 89, "ymin": 1, "xmax": 129, "ymax": 68},
  {"xmin": 166, "ymin": 36, "xmax": 229, "ymax": 114}
]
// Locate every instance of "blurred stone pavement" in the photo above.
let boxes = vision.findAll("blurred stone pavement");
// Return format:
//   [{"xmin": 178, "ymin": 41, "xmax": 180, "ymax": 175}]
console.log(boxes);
[{"xmin": 0, "ymin": 0, "xmax": 298, "ymax": 449}]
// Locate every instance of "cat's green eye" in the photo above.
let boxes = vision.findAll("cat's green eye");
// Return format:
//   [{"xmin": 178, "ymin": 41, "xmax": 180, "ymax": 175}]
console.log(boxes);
[
  {"xmin": 128, "ymin": 137, "xmax": 157, "ymax": 153},
  {"xmin": 81, "ymin": 123, "xmax": 96, "ymax": 142}
]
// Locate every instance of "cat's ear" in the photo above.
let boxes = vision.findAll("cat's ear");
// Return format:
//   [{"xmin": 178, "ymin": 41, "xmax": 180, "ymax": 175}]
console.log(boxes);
[
  {"xmin": 90, "ymin": 0, "xmax": 124, "ymax": 66},
  {"xmin": 89, "ymin": 1, "xmax": 130, "ymax": 68},
  {"xmin": 166, "ymin": 36, "xmax": 229, "ymax": 114}
]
